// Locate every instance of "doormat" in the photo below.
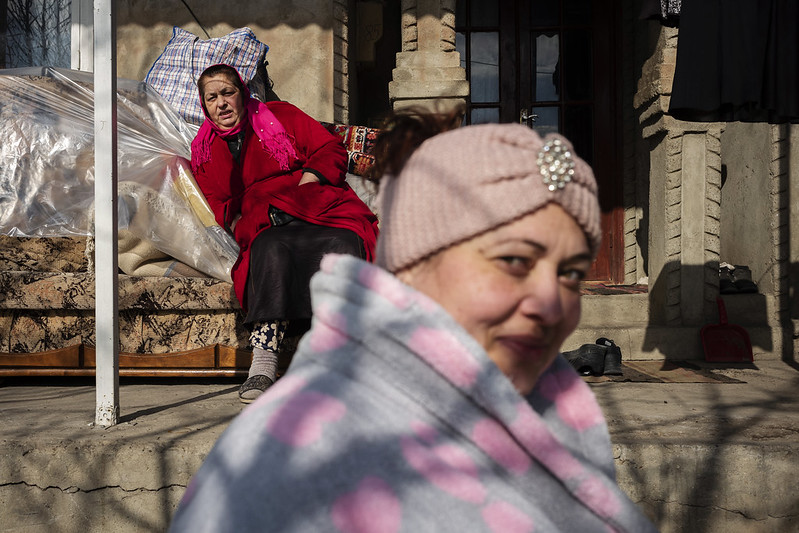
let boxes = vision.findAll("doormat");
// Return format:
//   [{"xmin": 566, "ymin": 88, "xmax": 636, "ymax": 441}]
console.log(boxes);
[{"xmin": 582, "ymin": 360, "xmax": 749, "ymax": 383}]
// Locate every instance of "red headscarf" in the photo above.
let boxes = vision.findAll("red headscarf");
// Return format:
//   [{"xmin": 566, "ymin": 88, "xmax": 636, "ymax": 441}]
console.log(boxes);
[{"xmin": 190, "ymin": 64, "xmax": 296, "ymax": 173}]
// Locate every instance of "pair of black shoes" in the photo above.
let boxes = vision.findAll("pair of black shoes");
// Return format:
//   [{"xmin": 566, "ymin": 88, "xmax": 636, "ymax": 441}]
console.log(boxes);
[
  {"xmin": 562, "ymin": 338, "xmax": 623, "ymax": 376},
  {"xmin": 719, "ymin": 263, "xmax": 758, "ymax": 294}
]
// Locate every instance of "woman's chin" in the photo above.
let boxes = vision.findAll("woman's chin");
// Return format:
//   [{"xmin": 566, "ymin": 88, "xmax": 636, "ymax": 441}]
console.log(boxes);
[{"xmin": 491, "ymin": 348, "xmax": 558, "ymax": 395}]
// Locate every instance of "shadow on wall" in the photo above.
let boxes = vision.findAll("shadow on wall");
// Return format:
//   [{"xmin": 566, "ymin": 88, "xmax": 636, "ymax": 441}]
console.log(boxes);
[
  {"xmin": 642, "ymin": 261, "xmax": 778, "ymax": 363},
  {"xmin": 117, "ymin": 1, "xmax": 337, "ymax": 32}
]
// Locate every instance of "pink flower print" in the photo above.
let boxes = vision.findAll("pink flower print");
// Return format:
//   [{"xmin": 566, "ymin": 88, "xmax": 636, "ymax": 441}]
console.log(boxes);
[
  {"xmin": 308, "ymin": 303, "xmax": 349, "ymax": 352},
  {"xmin": 400, "ymin": 436, "xmax": 486, "ymax": 503},
  {"xmin": 410, "ymin": 291, "xmax": 440, "ymax": 313},
  {"xmin": 510, "ymin": 404, "xmax": 583, "ymax": 480},
  {"xmin": 537, "ymin": 369, "xmax": 605, "ymax": 432},
  {"xmin": 265, "ymin": 391, "xmax": 346, "ymax": 447},
  {"xmin": 331, "ymin": 477, "xmax": 402, "ymax": 533},
  {"xmin": 240, "ymin": 374, "xmax": 309, "ymax": 418},
  {"xmin": 180, "ymin": 476, "xmax": 200, "ymax": 507},
  {"xmin": 482, "ymin": 501, "xmax": 535, "ymax": 533},
  {"xmin": 575, "ymin": 476, "xmax": 622, "ymax": 520},
  {"xmin": 320, "ymin": 253, "xmax": 343, "ymax": 273},
  {"xmin": 472, "ymin": 418, "xmax": 531, "ymax": 474},
  {"xmin": 408, "ymin": 327, "xmax": 480, "ymax": 387},
  {"xmin": 263, "ymin": 374, "xmax": 308, "ymax": 403},
  {"xmin": 409, "ymin": 420, "xmax": 438, "ymax": 445},
  {"xmin": 358, "ymin": 264, "xmax": 413, "ymax": 310}
]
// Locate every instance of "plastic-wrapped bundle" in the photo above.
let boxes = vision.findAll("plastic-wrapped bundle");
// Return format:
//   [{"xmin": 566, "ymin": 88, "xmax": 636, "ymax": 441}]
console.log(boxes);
[{"xmin": 0, "ymin": 67, "xmax": 238, "ymax": 282}]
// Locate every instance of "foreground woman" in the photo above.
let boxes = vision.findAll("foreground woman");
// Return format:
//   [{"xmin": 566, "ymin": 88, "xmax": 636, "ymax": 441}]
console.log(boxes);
[
  {"xmin": 191, "ymin": 64, "xmax": 378, "ymax": 402},
  {"xmin": 171, "ymin": 109, "xmax": 657, "ymax": 532}
]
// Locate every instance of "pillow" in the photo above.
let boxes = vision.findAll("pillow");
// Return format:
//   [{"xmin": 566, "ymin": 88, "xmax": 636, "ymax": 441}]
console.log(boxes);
[
  {"xmin": 321, "ymin": 123, "xmax": 381, "ymax": 177},
  {"xmin": 144, "ymin": 27, "xmax": 269, "ymax": 125}
]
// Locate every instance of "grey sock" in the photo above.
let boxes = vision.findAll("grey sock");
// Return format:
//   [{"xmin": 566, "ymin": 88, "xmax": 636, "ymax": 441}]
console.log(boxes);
[{"xmin": 248, "ymin": 347, "xmax": 278, "ymax": 380}]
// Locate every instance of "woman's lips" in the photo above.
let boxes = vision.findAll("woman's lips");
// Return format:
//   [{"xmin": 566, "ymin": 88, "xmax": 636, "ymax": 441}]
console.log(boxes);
[{"xmin": 500, "ymin": 336, "xmax": 548, "ymax": 358}]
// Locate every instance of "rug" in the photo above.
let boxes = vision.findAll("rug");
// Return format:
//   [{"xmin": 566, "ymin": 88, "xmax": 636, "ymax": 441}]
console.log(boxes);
[{"xmin": 582, "ymin": 360, "xmax": 750, "ymax": 383}]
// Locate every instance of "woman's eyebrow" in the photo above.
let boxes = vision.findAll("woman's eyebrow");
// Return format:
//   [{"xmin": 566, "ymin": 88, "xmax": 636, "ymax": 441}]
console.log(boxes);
[{"xmin": 563, "ymin": 252, "xmax": 593, "ymax": 264}]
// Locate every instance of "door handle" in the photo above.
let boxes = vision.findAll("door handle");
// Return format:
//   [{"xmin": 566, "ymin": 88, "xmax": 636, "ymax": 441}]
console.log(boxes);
[{"xmin": 519, "ymin": 108, "xmax": 538, "ymax": 128}]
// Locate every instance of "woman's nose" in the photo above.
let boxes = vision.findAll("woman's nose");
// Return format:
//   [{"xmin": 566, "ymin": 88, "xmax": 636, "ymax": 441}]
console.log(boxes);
[{"xmin": 519, "ymin": 267, "xmax": 564, "ymax": 325}]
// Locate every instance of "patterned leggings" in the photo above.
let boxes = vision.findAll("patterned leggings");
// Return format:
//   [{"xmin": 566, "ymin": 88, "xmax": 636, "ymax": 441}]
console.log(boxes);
[{"xmin": 250, "ymin": 320, "xmax": 289, "ymax": 351}]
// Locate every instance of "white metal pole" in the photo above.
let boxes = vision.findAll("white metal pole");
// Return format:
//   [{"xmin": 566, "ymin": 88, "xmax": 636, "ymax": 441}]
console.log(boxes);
[
  {"xmin": 70, "ymin": 0, "xmax": 95, "ymax": 71},
  {"xmin": 93, "ymin": 0, "xmax": 119, "ymax": 427}
]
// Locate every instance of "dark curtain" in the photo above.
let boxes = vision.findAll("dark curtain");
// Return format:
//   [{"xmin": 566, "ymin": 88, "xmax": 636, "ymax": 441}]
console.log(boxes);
[{"xmin": 669, "ymin": 0, "xmax": 799, "ymax": 123}]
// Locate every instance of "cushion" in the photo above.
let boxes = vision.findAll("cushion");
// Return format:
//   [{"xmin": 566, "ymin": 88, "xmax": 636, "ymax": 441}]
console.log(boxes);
[
  {"xmin": 144, "ymin": 27, "xmax": 269, "ymax": 125},
  {"xmin": 322, "ymin": 123, "xmax": 381, "ymax": 177}
]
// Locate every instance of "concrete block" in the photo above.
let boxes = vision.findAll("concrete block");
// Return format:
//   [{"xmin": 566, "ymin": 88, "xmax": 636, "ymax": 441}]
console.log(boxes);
[
  {"xmin": 388, "ymin": 79, "xmax": 469, "ymax": 99},
  {"xmin": 391, "ymin": 66, "xmax": 467, "ymax": 81},
  {"xmin": 394, "ymin": 50, "xmax": 462, "ymax": 68}
]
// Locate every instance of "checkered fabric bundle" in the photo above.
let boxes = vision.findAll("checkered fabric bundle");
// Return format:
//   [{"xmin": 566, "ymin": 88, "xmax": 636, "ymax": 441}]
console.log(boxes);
[{"xmin": 144, "ymin": 27, "xmax": 269, "ymax": 126}]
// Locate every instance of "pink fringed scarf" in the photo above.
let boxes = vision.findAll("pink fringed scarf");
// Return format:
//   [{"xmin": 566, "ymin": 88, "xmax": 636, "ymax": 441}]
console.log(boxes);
[{"xmin": 190, "ymin": 66, "xmax": 296, "ymax": 173}]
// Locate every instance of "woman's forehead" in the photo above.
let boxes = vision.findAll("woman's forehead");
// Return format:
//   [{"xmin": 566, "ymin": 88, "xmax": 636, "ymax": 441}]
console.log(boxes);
[{"xmin": 203, "ymin": 75, "xmax": 238, "ymax": 92}]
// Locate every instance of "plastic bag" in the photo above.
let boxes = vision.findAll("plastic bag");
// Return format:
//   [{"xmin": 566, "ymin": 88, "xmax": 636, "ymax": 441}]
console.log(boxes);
[{"xmin": 0, "ymin": 66, "xmax": 238, "ymax": 282}]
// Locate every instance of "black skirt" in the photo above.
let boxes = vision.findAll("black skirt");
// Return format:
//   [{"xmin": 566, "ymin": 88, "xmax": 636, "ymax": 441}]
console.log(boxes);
[{"xmin": 244, "ymin": 218, "xmax": 364, "ymax": 326}]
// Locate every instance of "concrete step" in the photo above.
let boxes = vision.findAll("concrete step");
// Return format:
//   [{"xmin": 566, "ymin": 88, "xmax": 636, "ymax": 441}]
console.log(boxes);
[
  {"xmin": 1, "ymin": 360, "xmax": 797, "ymax": 532},
  {"xmin": 567, "ymin": 293, "xmax": 785, "ymax": 361}
]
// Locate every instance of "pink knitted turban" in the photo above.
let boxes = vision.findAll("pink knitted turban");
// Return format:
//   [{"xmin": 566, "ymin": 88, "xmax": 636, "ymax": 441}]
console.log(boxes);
[{"xmin": 375, "ymin": 123, "xmax": 601, "ymax": 273}]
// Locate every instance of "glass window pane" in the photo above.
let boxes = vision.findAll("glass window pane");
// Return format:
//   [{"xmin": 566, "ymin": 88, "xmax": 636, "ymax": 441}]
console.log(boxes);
[
  {"xmin": 471, "ymin": 107, "xmax": 499, "ymax": 125},
  {"xmin": 563, "ymin": 0, "xmax": 591, "ymax": 25},
  {"xmin": 563, "ymin": 30, "xmax": 592, "ymax": 101},
  {"xmin": 564, "ymin": 105, "xmax": 593, "ymax": 165},
  {"xmin": 534, "ymin": 32, "xmax": 559, "ymax": 102},
  {"xmin": 532, "ymin": 106, "xmax": 559, "ymax": 137},
  {"xmin": 456, "ymin": 32, "xmax": 466, "ymax": 69},
  {"xmin": 531, "ymin": 2, "xmax": 559, "ymax": 26},
  {"xmin": 470, "ymin": 32, "xmax": 499, "ymax": 103},
  {"xmin": 5, "ymin": 0, "xmax": 72, "ymax": 68},
  {"xmin": 471, "ymin": 1, "xmax": 498, "ymax": 27}
]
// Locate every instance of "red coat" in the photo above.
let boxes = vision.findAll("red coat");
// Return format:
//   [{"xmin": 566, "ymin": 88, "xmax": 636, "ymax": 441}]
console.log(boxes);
[{"xmin": 193, "ymin": 101, "xmax": 379, "ymax": 309}]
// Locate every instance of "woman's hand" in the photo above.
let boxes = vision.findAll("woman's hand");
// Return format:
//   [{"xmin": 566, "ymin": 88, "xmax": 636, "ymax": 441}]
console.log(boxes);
[
  {"xmin": 298, "ymin": 172, "xmax": 320, "ymax": 186},
  {"xmin": 229, "ymin": 214, "xmax": 241, "ymax": 233}
]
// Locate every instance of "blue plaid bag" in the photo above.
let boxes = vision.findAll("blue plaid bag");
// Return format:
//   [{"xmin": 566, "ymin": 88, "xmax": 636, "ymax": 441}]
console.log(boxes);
[{"xmin": 144, "ymin": 27, "xmax": 269, "ymax": 126}]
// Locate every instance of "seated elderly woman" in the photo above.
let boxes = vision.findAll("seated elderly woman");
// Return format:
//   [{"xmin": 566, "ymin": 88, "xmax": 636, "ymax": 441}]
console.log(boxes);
[
  {"xmin": 191, "ymin": 64, "xmax": 378, "ymax": 402},
  {"xmin": 170, "ymin": 109, "xmax": 657, "ymax": 532}
]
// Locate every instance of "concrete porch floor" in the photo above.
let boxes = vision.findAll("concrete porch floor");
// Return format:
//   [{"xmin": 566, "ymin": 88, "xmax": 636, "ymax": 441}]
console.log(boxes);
[{"xmin": 1, "ymin": 358, "xmax": 798, "ymax": 533}]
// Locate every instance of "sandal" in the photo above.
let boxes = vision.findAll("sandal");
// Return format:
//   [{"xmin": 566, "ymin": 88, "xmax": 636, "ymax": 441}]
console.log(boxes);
[{"xmin": 238, "ymin": 374, "xmax": 274, "ymax": 404}]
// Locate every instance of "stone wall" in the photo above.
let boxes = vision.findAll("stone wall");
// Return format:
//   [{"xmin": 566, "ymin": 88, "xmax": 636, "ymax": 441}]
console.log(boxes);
[
  {"xmin": 114, "ymin": 0, "xmax": 340, "ymax": 123},
  {"xmin": 633, "ymin": 18, "xmax": 794, "ymax": 359}
]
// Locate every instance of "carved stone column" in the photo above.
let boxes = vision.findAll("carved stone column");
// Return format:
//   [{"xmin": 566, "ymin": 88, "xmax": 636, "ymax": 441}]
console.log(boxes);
[
  {"xmin": 388, "ymin": 0, "xmax": 468, "ymax": 111},
  {"xmin": 636, "ymin": 27, "xmax": 723, "ymax": 329}
]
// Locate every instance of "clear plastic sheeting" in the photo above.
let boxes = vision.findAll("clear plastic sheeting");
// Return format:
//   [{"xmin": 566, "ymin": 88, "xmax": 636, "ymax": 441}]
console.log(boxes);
[{"xmin": 0, "ymin": 67, "xmax": 238, "ymax": 282}]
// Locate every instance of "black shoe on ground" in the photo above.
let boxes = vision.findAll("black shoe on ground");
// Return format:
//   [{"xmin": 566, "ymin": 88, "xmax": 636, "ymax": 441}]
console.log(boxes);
[
  {"xmin": 562, "ymin": 343, "xmax": 607, "ymax": 376},
  {"xmin": 596, "ymin": 337, "xmax": 623, "ymax": 375}
]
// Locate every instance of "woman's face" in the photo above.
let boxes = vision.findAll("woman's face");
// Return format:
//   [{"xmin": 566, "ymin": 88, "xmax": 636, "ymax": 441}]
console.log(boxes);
[
  {"xmin": 399, "ymin": 203, "xmax": 592, "ymax": 394},
  {"xmin": 202, "ymin": 74, "xmax": 245, "ymax": 130}
]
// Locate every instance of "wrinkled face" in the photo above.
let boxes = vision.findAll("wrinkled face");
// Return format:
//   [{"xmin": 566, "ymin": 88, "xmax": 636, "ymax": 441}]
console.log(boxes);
[
  {"xmin": 398, "ymin": 203, "xmax": 592, "ymax": 395},
  {"xmin": 201, "ymin": 74, "xmax": 245, "ymax": 130}
]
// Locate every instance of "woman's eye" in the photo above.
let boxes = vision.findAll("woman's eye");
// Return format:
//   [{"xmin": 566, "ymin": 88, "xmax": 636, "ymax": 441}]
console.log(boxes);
[
  {"xmin": 560, "ymin": 268, "xmax": 586, "ymax": 284},
  {"xmin": 498, "ymin": 256, "xmax": 532, "ymax": 273}
]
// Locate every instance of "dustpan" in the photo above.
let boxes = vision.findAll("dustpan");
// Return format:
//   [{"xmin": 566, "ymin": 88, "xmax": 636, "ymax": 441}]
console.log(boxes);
[{"xmin": 701, "ymin": 297, "xmax": 753, "ymax": 362}]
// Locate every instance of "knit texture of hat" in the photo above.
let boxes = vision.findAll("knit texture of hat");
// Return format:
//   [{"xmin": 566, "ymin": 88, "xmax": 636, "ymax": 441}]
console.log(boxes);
[{"xmin": 375, "ymin": 123, "xmax": 601, "ymax": 273}]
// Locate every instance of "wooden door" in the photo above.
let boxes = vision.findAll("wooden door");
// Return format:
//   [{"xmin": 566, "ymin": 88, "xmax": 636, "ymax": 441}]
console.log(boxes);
[{"xmin": 456, "ymin": 0, "xmax": 623, "ymax": 282}]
